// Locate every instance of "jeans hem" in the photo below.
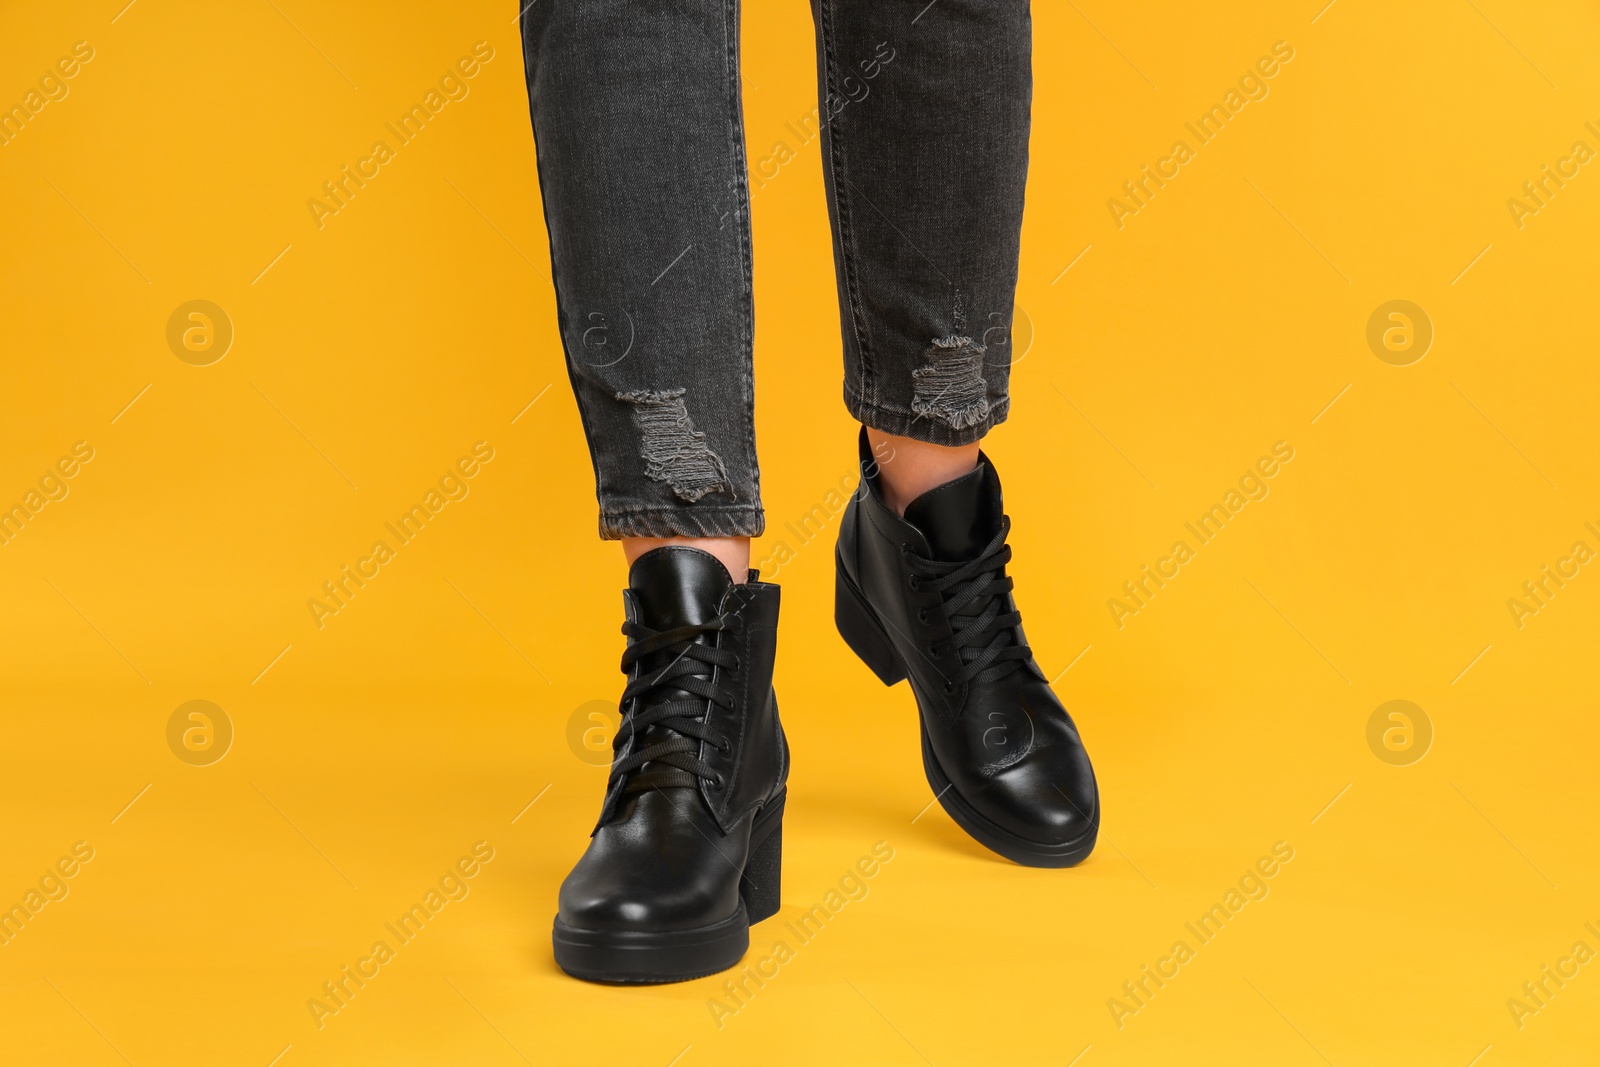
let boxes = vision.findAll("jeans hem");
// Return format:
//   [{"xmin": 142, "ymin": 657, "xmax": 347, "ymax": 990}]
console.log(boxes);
[
  {"xmin": 846, "ymin": 388, "xmax": 1009, "ymax": 447},
  {"xmin": 598, "ymin": 504, "xmax": 766, "ymax": 541}
]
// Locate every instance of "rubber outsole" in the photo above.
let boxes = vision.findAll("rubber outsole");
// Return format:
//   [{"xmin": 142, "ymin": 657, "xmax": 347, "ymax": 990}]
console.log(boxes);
[
  {"xmin": 552, "ymin": 799, "xmax": 784, "ymax": 984},
  {"xmin": 835, "ymin": 553, "xmax": 1098, "ymax": 868}
]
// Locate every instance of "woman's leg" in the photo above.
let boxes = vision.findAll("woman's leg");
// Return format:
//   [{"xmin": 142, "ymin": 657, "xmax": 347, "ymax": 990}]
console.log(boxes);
[
  {"xmin": 809, "ymin": 0, "xmax": 1032, "ymax": 454},
  {"xmin": 816, "ymin": 0, "xmax": 1101, "ymax": 868},
  {"xmin": 522, "ymin": 0, "xmax": 761, "ymax": 577},
  {"xmin": 522, "ymin": 1, "xmax": 786, "ymax": 985}
]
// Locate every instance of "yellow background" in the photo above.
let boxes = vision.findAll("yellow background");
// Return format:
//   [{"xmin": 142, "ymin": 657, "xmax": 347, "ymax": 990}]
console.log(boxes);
[{"xmin": 3, "ymin": 1, "xmax": 1598, "ymax": 1064}]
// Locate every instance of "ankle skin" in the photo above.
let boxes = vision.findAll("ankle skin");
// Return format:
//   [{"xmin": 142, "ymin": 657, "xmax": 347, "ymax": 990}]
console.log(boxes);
[
  {"xmin": 623, "ymin": 536, "xmax": 750, "ymax": 581},
  {"xmin": 865, "ymin": 427, "xmax": 981, "ymax": 516}
]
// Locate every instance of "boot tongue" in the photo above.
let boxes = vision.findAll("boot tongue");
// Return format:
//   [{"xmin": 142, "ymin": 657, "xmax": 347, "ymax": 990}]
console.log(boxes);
[
  {"xmin": 627, "ymin": 546, "xmax": 735, "ymax": 630},
  {"xmin": 903, "ymin": 461, "xmax": 1002, "ymax": 562}
]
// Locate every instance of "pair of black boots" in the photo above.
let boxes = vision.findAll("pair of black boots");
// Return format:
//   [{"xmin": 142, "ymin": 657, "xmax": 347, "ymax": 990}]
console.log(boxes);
[{"xmin": 552, "ymin": 432, "xmax": 1099, "ymax": 983}]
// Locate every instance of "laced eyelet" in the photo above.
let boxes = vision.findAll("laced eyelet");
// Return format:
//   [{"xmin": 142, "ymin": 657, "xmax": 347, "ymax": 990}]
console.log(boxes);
[
  {"xmin": 907, "ymin": 575, "xmax": 920, "ymax": 590},
  {"xmin": 717, "ymin": 739, "xmax": 731, "ymax": 755},
  {"xmin": 730, "ymin": 655, "xmax": 742, "ymax": 673},
  {"xmin": 711, "ymin": 774, "xmax": 726, "ymax": 791},
  {"xmin": 725, "ymin": 615, "xmax": 744, "ymax": 634},
  {"xmin": 917, "ymin": 609, "xmax": 928, "ymax": 623}
]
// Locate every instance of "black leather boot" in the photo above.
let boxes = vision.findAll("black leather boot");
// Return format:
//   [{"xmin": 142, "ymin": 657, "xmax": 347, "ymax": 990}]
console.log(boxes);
[
  {"xmin": 553, "ymin": 547, "xmax": 787, "ymax": 983},
  {"xmin": 835, "ymin": 430, "xmax": 1098, "ymax": 867}
]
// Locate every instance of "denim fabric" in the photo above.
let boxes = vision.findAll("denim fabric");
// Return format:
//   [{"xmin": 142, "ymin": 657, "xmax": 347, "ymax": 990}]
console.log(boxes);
[{"xmin": 521, "ymin": 1, "xmax": 1031, "ymax": 540}]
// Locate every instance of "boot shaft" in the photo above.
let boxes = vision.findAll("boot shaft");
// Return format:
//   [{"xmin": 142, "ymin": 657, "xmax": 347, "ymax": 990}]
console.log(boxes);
[{"xmin": 600, "ymin": 548, "xmax": 787, "ymax": 834}]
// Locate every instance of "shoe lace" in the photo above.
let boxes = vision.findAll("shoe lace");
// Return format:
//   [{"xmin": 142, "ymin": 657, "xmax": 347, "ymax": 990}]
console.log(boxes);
[
  {"xmin": 609, "ymin": 614, "xmax": 741, "ymax": 795},
  {"xmin": 904, "ymin": 518, "xmax": 1032, "ymax": 690}
]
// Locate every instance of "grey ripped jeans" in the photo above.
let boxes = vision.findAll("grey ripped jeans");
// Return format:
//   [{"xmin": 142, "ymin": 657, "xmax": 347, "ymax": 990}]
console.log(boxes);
[{"xmin": 521, "ymin": 0, "xmax": 1032, "ymax": 539}]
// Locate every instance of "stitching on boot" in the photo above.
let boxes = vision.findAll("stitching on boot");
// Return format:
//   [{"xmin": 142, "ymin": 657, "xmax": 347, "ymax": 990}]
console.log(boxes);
[
  {"xmin": 911, "ymin": 336, "xmax": 990, "ymax": 430},
  {"xmin": 617, "ymin": 388, "xmax": 734, "ymax": 503}
]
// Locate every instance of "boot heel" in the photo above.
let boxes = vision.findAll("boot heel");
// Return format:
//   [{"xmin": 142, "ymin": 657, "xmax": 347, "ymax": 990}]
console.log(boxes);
[
  {"xmin": 835, "ymin": 560, "xmax": 907, "ymax": 686},
  {"xmin": 740, "ymin": 821, "xmax": 783, "ymax": 924}
]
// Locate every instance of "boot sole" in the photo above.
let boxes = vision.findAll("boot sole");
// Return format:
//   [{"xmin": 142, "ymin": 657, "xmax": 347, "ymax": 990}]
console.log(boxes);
[
  {"xmin": 835, "ymin": 555, "xmax": 1098, "ymax": 869},
  {"xmin": 551, "ymin": 797, "xmax": 784, "ymax": 984}
]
